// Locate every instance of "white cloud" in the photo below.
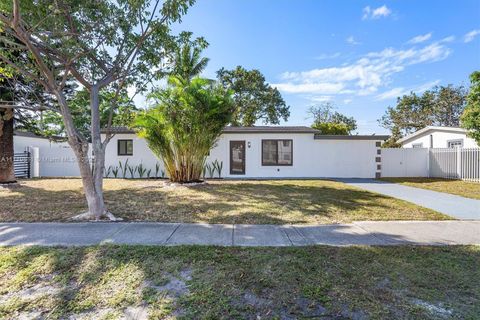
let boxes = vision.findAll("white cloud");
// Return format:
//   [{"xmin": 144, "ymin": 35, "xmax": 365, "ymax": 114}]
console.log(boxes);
[
  {"xmin": 362, "ymin": 5, "xmax": 392, "ymax": 20},
  {"xmin": 315, "ymin": 52, "xmax": 341, "ymax": 60},
  {"xmin": 308, "ymin": 95, "xmax": 334, "ymax": 102},
  {"xmin": 346, "ymin": 36, "xmax": 361, "ymax": 45},
  {"xmin": 273, "ymin": 82, "xmax": 345, "ymax": 94},
  {"xmin": 464, "ymin": 29, "xmax": 480, "ymax": 43},
  {"xmin": 375, "ymin": 87, "xmax": 407, "ymax": 100},
  {"xmin": 440, "ymin": 35, "xmax": 455, "ymax": 43},
  {"xmin": 272, "ymin": 41, "xmax": 451, "ymax": 96},
  {"xmin": 407, "ymin": 33, "xmax": 432, "ymax": 44},
  {"xmin": 374, "ymin": 80, "xmax": 441, "ymax": 101}
]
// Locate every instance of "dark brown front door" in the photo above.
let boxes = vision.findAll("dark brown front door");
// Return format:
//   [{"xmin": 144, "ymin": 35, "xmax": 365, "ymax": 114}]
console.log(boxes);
[{"xmin": 230, "ymin": 141, "xmax": 245, "ymax": 175}]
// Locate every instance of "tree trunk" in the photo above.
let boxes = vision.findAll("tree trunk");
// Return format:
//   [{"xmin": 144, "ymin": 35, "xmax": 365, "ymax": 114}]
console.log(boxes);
[
  {"xmin": 73, "ymin": 142, "xmax": 107, "ymax": 220},
  {"xmin": 55, "ymin": 88, "xmax": 118, "ymax": 221},
  {"xmin": 0, "ymin": 108, "xmax": 16, "ymax": 184}
]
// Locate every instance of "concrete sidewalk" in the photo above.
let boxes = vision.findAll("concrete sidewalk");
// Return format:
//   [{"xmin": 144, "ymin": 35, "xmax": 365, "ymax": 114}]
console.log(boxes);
[
  {"xmin": 1, "ymin": 221, "xmax": 479, "ymax": 247},
  {"xmin": 337, "ymin": 179, "xmax": 480, "ymax": 220}
]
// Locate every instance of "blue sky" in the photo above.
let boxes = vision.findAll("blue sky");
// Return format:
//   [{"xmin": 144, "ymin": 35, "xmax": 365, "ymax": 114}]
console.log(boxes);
[{"xmin": 171, "ymin": 0, "xmax": 480, "ymax": 134}]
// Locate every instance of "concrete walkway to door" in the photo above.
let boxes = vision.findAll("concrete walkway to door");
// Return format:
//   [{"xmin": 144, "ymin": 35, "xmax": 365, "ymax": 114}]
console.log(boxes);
[{"xmin": 337, "ymin": 179, "xmax": 480, "ymax": 220}]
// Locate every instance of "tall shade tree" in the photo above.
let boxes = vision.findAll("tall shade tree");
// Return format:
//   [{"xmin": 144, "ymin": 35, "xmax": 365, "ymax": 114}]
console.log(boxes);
[
  {"xmin": 379, "ymin": 85, "xmax": 468, "ymax": 137},
  {"xmin": 135, "ymin": 76, "xmax": 234, "ymax": 183},
  {"xmin": 0, "ymin": 76, "xmax": 15, "ymax": 183},
  {"xmin": 0, "ymin": 0, "xmax": 195, "ymax": 220},
  {"xmin": 461, "ymin": 71, "xmax": 480, "ymax": 144},
  {"xmin": 40, "ymin": 88, "xmax": 138, "ymax": 140},
  {"xmin": 217, "ymin": 66, "xmax": 290, "ymax": 126},
  {"xmin": 308, "ymin": 102, "xmax": 357, "ymax": 135},
  {"xmin": 0, "ymin": 33, "xmax": 58, "ymax": 183}
]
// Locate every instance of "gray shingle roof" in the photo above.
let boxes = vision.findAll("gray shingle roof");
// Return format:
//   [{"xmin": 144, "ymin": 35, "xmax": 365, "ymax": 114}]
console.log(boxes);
[
  {"xmin": 223, "ymin": 126, "xmax": 319, "ymax": 133},
  {"xmin": 101, "ymin": 126, "xmax": 319, "ymax": 134},
  {"xmin": 100, "ymin": 126, "xmax": 389, "ymax": 140},
  {"xmin": 314, "ymin": 134, "xmax": 390, "ymax": 140},
  {"xmin": 100, "ymin": 126, "xmax": 136, "ymax": 134}
]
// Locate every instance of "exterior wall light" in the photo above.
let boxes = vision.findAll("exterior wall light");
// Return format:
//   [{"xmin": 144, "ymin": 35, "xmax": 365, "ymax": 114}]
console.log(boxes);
[{"xmin": 247, "ymin": 141, "xmax": 251, "ymax": 148}]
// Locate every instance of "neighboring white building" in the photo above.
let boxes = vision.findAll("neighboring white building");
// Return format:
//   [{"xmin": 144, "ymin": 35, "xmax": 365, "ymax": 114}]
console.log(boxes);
[
  {"xmin": 398, "ymin": 126, "xmax": 478, "ymax": 149},
  {"xmin": 101, "ymin": 126, "xmax": 389, "ymax": 179}
]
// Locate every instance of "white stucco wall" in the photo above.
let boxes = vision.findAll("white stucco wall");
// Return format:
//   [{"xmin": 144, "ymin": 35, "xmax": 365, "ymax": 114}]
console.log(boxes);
[
  {"xmin": 13, "ymin": 135, "xmax": 82, "ymax": 177},
  {"xmin": 102, "ymin": 132, "xmax": 381, "ymax": 178},
  {"xmin": 103, "ymin": 133, "xmax": 163, "ymax": 178},
  {"xmin": 402, "ymin": 130, "xmax": 478, "ymax": 148}
]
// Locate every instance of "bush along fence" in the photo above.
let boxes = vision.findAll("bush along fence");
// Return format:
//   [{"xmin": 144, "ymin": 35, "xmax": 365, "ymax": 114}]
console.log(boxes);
[
  {"xmin": 104, "ymin": 160, "xmax": 224, "ymax": 180},
  {"xmin": 430, "ymin": 148, "xmax": 480, "ymax": 183}
]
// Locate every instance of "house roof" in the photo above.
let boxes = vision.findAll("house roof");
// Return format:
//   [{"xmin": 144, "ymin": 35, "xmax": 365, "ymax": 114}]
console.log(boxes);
[
  {"xmin": 100, "ymin": 126, "xmax": 388, "ymax": 139},
  {"xmin": 100, "ymin": 126, "xmax": 136, "ymax": 134},
  {"xmin": 314, "ymin": 134, "xmax": 390, "ymax": 141},
  {"xmin": 223, "ymin": 126, "xmax": 319, "ymax": 134},
  {"xmin": 397, "ymin": 126, "xmax": 467, "ymax": 144},
  {"xmin": 13, "ymin": 130, "xmax": 57, "ymax": 140},
  {"xmin": 101, "ymin": 126, "xmax": 319, "ymax": 134}
]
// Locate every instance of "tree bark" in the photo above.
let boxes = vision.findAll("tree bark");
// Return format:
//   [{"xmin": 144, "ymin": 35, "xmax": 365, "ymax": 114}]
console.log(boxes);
[
  {"xmin": 55, "ymin": 88, "xmax": 117, "ymax": 221},
  {"xmin": 0, "ymin": 108, "xmax": 16, "ymax": 184}
]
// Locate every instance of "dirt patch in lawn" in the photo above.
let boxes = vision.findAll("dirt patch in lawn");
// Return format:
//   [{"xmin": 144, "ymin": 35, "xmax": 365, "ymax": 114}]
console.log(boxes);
[{"xmin": 0, "ymin": 178, "xmax": 450, "ymax": 224}]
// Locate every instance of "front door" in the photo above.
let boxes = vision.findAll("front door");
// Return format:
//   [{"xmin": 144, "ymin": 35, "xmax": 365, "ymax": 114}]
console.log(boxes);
[{"xmin": 230, "ymin": 141, "xmax": 245, "ymax": 175}]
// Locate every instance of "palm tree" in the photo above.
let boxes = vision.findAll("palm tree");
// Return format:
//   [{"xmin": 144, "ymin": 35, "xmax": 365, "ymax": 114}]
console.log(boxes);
[{"xmin": 171, "ymin": 41, "xmax": 209, "ymax": 82}]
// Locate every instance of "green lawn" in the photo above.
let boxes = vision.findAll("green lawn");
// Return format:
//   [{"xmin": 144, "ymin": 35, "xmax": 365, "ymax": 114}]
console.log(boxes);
[
  {"xmin": 0, "ymin": 245, "xmax": 478, "ymax": 319},
  {"xmin": 381, "ymin": 177, "xmax": 480, "ymax": 200},
  {"xmin": 0, "ymin": 178, "xmax": 450, "ymax": 224}
]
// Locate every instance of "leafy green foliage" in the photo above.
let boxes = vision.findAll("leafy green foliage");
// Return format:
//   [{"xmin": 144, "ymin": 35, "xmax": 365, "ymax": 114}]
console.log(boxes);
[
  {"xmin": 40, "ymin": 88, "xmax": 137, "ymax": 140},
  {"xmin": 170, "ymin": 32, "xmax": 209, "ymax": 82},
  {"xmin": 309, "ymin": 102, "xmax": 357, "ymax": 135},
  {"xmin": 313, "ymin": 122, "xmax": 350, "ymax": 135},
  {"xmin": 217, "ymin": 66, "xmax": 290, "ymax": 126},
  {"xmin": 381, "ymin": 127, "xmax": 402, "ymax": 148},
  {"xmin": 461, "ymin": 71, "xmax": 480, "ymax": 144},
  {"xmin": 135, "ymin": 76, "xmax": 234, "ymax": 182},
  {"xmin": 379, "ymin": 85, "xmax": 468, "ymax": 138}
]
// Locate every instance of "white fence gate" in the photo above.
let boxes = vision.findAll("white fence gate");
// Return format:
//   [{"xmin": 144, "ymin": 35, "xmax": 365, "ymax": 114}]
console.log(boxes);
[
  {"xmin": 382, "ymin": 148, "xmax": 429, "ymax": 177},
  {"xmin": 430, "ymin": 148, "xmax": 480, "ymax": 182}
]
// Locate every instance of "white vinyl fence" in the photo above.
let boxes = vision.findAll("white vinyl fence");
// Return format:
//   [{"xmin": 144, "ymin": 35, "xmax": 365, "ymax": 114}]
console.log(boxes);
[
  {"xmin": 382, "ymin": 147, "xmax": 480, "ymax": 182},
  {"xmin": 430, "ymin": 148, "xmax": 480, "ymax": 182}
]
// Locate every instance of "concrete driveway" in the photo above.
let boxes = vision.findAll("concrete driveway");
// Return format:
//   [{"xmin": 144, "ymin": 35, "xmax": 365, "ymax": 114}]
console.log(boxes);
[{"xmin": 337, "ymin": 179, "xmax": 480, "ymax": 220}]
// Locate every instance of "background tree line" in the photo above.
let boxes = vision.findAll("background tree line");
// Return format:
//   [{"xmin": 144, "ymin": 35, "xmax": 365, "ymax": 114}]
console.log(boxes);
[{"xmin": 379, "ymin": 84, "xmax": 469, "ymax": 147}]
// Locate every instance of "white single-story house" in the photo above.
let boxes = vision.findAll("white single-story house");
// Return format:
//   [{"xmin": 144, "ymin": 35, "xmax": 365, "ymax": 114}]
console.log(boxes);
[
  {"xmin": 398, "ymin": 126, "xmax": 478, "ymax": 149},
  {"xmin": 102, "ymin": 126, "xmax": 389, "ymax": 179},
  {"xmin": 12, "ymin": 126, "xmax": 389, "ymax": 179}
]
